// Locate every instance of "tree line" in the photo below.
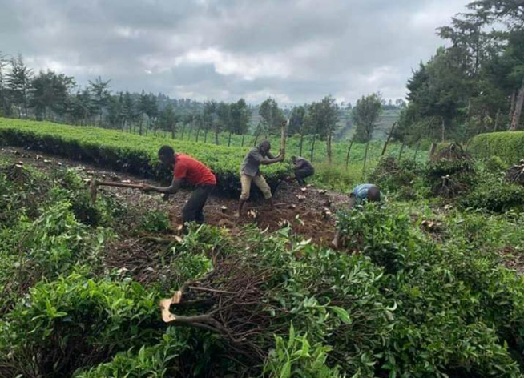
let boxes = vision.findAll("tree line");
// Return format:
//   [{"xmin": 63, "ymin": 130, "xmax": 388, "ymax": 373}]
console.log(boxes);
[
  {"xmin": 0, "ymin": 51, "xmax": 396, "ymax": 162},
  {"xmin": 395, "ymin": 0, "xmax": 524, "ymax": 144}
]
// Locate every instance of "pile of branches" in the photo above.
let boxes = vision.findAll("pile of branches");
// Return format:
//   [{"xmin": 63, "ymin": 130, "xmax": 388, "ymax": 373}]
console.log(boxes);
[
  {"xmin": 370, "ymin": 157, "xmax": 421, "ymax": 198},
  {"xmin": 505, "ymin": 160, "xmax": 524, "ymax": 186},
  {"xmin": 432, "ymin": 175, "xmax": 469, "ymax": 199},
  {"xmin": 370, "ymin": 156, "xmax": 407, "ymax": 181},
  {"xmin": 103, "ymin": 237, "xmax": 177, "ymax": 285},
  {"xmin": 432, "ymin": 143, "xmax": 471, "ymax": 161},
  {"xmin": 427, "ymin": 144, "xmax": 474, "ymax": 198},
  {"xmin": 161, "ymin": 256, "xmax": 285, "ymax": 365}
]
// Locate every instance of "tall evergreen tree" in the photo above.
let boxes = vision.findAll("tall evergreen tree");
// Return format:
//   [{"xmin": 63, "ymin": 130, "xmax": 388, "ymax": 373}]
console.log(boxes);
[
  {"xmin": 6, "ymin": 55, "xmax": 33, "ymax": 118},
  {"xmin": 352, "ymin": 93, "xmax": 382, "ymax": 143}
]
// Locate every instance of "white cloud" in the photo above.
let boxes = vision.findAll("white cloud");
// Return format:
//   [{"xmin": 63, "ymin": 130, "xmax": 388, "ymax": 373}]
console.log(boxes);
[{"xmin": 174, "ymin": 48, "xmax": 291, "ymax": 80}]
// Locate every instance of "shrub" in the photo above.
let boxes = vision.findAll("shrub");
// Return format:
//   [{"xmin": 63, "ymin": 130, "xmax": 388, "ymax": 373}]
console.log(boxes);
[
  {"xmin": 0, "ymin": 163, "xmax": 51, "ymax": 223},
  {"xmin": 383, "ymin": 241, "xmax": 524, "ymax": 377},
  {"xmin": 50, "ymin": 168, "xmax": 123, "ymax": 227},
  {"xmin": 469, "ymin": 131, "xmax": 524, "ymax": 165},
  {"xmin": 74, "ymin": 328, "xmax": 191, "ymax": 378},
  {"xmin": 0, "ymin": 274, "xmax": 161, "ymax": 378},
  {"xmin": 335, "ymin": 203, "xmax": 523, "ymax": 376},
  {"xmin": 460, "ymin": 179, "xmax": 524, "ymax": 213},
  {"xmin": 0, "ymin": 119, "xmax": 288, "ymax": 197},
  {"xmin": 0, "ymin": 200, "xmax": 111, "ymax": 314},
  {"xmin": 335, "ymin": 203, "xmax": 420, "ymax": 274},
  {"xmin": 485, "ymin": 155, "xmax": 507, "ymax": 172},
  {"xmin": 263, "ymin": 326, "xmax": 342, "ymax": 378},
  {"xmin": 370, "ymin": 157, "xmax": 429, "ymax": 200},
  {"xmin": 139, "ymin": 210, "xmax": 171, "ymax": 233},
  {"xmin": 251, "ymin": 227, "xmax": 393, "ymax": 375}
]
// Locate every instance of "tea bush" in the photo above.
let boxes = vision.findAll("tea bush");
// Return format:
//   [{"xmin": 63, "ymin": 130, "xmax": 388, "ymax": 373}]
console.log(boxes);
[
  {"xmin": 74, "ymin": 328, "xmax": 191, "ymax": 378},
  {"xmin": 0, "ymin": 163, "xmax": 51, "ymax": 224},
  {"xmin": 485, "ymin": 155, "xmax": 508, "ymax": 172},
  {"xmin": 335, "ymin": 203, "xmax": 420, "ymax": 274},
  {"xmin": 241, "ymin": 226, "xmax": 393, "ymax": 375},
  {"xmin": 369, "ymin": 157, "xmax": 430, "ymax": 200},
  {"xmin": 460, "ymin": 179, "xmax": 524, "ymax": 213},
  {"xmin": 469, "ymin": 131, "xmax": 524, "ymax": 165},
  {"xmin": 263, "ymin": 326, "xmax": 342, "ymax": 378},
  {"xmin": 0, "ymin": 274, "xmax": 161, "ymax": 378},
  {"xmin": 335, "ymin": 203, "xmax": 523, "ymax": 376},
  {"xmin": 0, "ymin": 200, "xmax": 111, "ymax": 314},
  {"xmin": 0, "ymin": 118, "xmax": 288, "ymax": 196},
  {"xmin": 50, "ymin": 168, "xmax": 123, "ymax": 227},
  {"xmin": 138, "ymin": 210, "xmax": 171, "ymax": 234}
]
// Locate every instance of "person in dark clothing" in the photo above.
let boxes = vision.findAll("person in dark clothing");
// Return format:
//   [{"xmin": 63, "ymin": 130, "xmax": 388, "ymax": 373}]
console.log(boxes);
[
  {"xmin": 291, "ymin": 155, "xmax": 314, "ymax": 185},
  {"xmin": 237, "ymin": 140, "xmax": 284, "ymax": 217},
  {"xmin": 142, "ymin": 146, "xmax": 216, "ymax": 229}
]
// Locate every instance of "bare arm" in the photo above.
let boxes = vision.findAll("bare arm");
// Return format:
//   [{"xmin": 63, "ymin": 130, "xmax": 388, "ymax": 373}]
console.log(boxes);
[
  {"xmin": 250, "ymin": 149, "xmax": 283, "ymax": 165},
  {"xmin": 260, "ymin": 156, "xmax": 283, "ymax": 165},
  {"xmin": 144, "ymin": 177, "xmax": 182, "ymax": 194},
  {"xmin": 348, "ymin": 195, "xmax": 357, "ymax": 209}
]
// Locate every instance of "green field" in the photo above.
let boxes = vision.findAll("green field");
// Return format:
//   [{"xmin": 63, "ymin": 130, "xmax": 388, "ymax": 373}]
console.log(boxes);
[{"xmin": 0, "ymin": 117, "xmax": 426, "ymax": 193}]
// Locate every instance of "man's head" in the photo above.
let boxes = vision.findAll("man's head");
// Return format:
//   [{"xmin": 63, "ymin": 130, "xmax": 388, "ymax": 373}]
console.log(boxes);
[
  {"xmin": 291, "ymin": 155, "xmax": 297, "ymax": 164},
  {"xmin": 367, "ymin": 186, "xmax": 381, "ymax": 202},
  {"xmin": 158, "ymin": 145, "xmax": 176, "ymax": 167},
  {"xmin": 259, "ymin": 140, "xmax": 271, "ymax": 155}
]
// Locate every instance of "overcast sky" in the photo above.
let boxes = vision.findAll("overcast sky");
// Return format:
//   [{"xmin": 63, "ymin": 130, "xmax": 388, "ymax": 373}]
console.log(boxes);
[{"xmin": 1, "ymin": 0, "xmax": 468, "ymax": 105}]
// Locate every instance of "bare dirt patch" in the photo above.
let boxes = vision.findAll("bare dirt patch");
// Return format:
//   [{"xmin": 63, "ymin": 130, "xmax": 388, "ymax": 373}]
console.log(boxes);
[{"xmin": 1, "ymin": 147, "xmax": 349, "ymax": 248}]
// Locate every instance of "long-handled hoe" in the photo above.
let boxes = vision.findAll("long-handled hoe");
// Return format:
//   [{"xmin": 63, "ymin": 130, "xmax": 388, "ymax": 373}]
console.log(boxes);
[{"xmin": 88, "ymin": 178, "xmax": 144, "ymax": 203}]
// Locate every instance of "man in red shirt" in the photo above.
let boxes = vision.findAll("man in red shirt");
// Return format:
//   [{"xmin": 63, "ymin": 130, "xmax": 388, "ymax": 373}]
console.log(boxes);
[{"xmin": 143, "ymin": 146, "xmax": 216, "ymax": 229}]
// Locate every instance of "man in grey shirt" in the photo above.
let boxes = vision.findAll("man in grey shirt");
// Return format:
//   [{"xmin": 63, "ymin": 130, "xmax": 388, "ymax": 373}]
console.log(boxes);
[{"xmin": 237, "ymin": 140, "xmax": 284, "ymax": 217}]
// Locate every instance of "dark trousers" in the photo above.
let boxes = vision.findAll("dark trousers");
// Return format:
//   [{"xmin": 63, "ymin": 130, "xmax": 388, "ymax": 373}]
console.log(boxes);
[
  {"xmin": 295, "ymin": 167, "xmax": 314, "ymax": 185},
  {"xmin": 182, "ymin": 184, "xmax": 214, "ymax": 226}
]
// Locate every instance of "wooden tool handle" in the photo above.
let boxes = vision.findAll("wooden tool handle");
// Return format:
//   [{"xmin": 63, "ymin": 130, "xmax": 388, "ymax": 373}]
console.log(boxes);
[
  {"xmin": 280, "ymin": 119, "xmax": 288, "ymax": 156},
  {"xmin": 97, "ymin": 181, "xmax": 144, "ymax": 189}
]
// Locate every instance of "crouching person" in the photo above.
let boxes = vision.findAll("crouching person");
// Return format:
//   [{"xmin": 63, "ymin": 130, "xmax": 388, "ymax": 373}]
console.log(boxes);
[{"xmin": 291, "ymin": 155, "xmax": 314, "ymax": 186}]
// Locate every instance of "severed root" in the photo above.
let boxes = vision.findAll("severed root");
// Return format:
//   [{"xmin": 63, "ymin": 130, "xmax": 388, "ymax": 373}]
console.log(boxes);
[
  {"xmin": 159, "ymin": 290, "xmax": 222, "ymax": 332},
  {"xmin": 159, "ymin": 290, "xmax": 183, "ymax": 322}
]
